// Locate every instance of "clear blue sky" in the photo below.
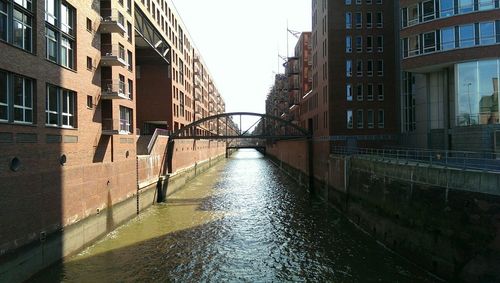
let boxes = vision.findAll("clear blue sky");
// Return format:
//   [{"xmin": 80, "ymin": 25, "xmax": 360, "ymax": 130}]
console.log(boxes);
[{"xmin": 172, "ymin": 0, "xmax": 312, "ymax": 115}]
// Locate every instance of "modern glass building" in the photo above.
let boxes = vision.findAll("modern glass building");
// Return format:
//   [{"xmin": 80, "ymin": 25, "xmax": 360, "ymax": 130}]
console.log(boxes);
[{"xmin": 399, "ymin": 0, "xmax": 500, "ymax": 152}]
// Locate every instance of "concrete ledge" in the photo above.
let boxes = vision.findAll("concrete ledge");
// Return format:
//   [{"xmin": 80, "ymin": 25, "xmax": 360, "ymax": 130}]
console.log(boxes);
[{"xmin": 0, "ymin": 183, "xmax": 158, "ymax": 283}]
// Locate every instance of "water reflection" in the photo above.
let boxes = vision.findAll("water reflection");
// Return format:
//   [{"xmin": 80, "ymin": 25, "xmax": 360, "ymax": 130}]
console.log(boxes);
[{"xmin": 33, "ymin": 149, "xmax": 438, "ymax": 282}]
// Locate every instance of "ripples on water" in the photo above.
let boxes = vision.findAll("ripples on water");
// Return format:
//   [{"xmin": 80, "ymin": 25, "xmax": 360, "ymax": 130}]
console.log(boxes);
[{"xmin": 33, "ymin": 149, "xmax": 438, "ymax": 283}]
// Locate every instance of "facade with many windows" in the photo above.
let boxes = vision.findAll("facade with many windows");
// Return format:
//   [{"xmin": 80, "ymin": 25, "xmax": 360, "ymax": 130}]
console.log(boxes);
[
  {"xmin": 309, "ymin": 0, "xmax": 399, "ymax": 158},
  {"xmin": 0, "ymin": 0, "xmax": 227, "ymax": 280},
  {"xmin": 399, "ymin": 0, "xmax": 500, "ymax": 151}
]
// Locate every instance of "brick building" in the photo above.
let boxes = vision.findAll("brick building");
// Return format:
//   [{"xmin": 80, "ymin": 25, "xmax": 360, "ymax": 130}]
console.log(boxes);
[{"xmin": 0, "ymin": 0, "xmax": 226, "ymax": 280}]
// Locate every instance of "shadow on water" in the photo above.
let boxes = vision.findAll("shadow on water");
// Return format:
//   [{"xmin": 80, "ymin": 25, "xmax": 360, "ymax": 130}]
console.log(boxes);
[{"xmin": 31, "ymin": 149, "xmax": 440, "ymax": 282}]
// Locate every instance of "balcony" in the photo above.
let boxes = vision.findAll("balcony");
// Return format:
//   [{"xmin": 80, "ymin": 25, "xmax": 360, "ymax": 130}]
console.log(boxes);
[
  {"xmin": 101, "ymin": 80, "xmax": 130, "ymax": 100},
  {"xmin": 100, "ymin": 44, "xmax": 128, "ymax": 67},
  {"xmin": 99, "ymin": 9, "xmax": 127, "ymax": 34},
  {"xmin": 102, "ymin": 118, "xmax": 131, "ymax": 135}
]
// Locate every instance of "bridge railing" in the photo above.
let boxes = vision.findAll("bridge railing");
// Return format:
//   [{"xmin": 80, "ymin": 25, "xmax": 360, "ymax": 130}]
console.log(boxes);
[{"xmin": 331, "ymin": 146, "xmax": 500, "ymax": 172}]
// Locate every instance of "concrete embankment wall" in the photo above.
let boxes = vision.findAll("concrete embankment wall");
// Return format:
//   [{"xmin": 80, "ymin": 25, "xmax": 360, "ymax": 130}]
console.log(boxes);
[
  {"xmin": 0, "ymin": 136, "xmax": 226, "ymax": 282},
  {"xmin": 267, "ymin": 142, "xmax": 500, "ymax": 282}
]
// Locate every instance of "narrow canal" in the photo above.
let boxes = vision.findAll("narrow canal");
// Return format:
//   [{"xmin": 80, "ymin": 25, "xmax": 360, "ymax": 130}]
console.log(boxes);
[{"xmin": 34, "ymin": 150, "xmax": 438, "ymax": 282}]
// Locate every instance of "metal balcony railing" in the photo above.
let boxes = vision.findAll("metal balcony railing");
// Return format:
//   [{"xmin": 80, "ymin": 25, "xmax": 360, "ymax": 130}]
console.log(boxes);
[
  {"xmin": 102, "ymin": 118, "xmax": 132, "ymax": 135},
  {"xmin": 101, "ymin": 80, "xmax": 130, "ymax": 99},
  {"xmin": 99, "ymin": 8, "xmax": 127, "ymax": 34},
  {"xmin": 101, "ymin": 44, "xmax": 128, "ymax": 67}
]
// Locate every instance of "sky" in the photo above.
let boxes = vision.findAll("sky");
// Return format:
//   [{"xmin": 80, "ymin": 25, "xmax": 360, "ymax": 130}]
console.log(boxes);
[{"xmin": 172, "ymin": 0, "xmax": 312, "ymax": 116}]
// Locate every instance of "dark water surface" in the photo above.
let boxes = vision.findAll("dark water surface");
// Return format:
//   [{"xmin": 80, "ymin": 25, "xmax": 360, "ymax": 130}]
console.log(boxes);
[{"xmin": 32, "ymin": 149, "xmax": 438, "ymax": 282}]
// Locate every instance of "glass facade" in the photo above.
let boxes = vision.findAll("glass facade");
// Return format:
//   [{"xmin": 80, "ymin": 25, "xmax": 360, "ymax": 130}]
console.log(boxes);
[{"xmin": 456, "ymin": 59, "xmax": 500, "ymax": 126}]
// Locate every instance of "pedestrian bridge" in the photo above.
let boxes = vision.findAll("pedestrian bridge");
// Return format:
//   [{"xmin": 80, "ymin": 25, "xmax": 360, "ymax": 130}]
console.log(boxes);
[{"xmin": 166, "ymin": 112, "xmax": 312, "ymax": 174}]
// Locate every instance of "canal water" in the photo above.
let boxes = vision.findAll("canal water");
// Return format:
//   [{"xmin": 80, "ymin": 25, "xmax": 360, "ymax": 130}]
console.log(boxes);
[{"xmin": 33, "ymin": 149, "xmax": 438, "ymax": 282}]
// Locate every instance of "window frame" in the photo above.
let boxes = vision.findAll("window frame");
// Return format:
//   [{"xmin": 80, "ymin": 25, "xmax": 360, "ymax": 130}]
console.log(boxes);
[
  {"xmin": 45, "ymin": 84, "xmax": 76, "ymax": 128},
  {"xmin": 357, "ymin": 109, "xmax": 364, "ymax": 128},
  {"xmin": 12, "ymin": 75, "xmax": 33, "ymax": 124}
]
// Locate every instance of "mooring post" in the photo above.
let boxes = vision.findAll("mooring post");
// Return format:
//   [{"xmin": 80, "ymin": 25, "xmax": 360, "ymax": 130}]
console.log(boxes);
[{"xmin": 166, "ymin": 138, "xmax": 175, "ymax": 174}]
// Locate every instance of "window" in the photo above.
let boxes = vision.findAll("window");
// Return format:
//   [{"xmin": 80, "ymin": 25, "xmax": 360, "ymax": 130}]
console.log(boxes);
[
  {"xmin": 378, "ymin": 109, "xmax": 385, "ymax": 128},
  {"xmin": 127, "ymin": 22, "xmax": 132, "ymax": 43},
  {"xmin": 367, "ymin": 84, "xmax": 374, "ymax": 100},
  {"xmin": 347, "ymin": 84, "xmax": 353, "ymax": 101},
  {"xmin": 45, "ymin": 1, "xmax": 76, "ymax": 69},
  {"xmin": 0, "ymin": 71, "xmax": 7, "ymax": 121},
  {"xmin": 440, "ymin": 0, "xmax": 454, "ymax": 17},
  {"xmin": 366, "ymin": 12, "xmax": 372, "ymax": 28},
  {"xmin": 86, "ymin": 56, "xmax": 92, "ymax": 70},
  {"xmin": 46, "ymin": 27, "xmax": 57, "ymax": 62},
  {"xmin": 376, "ymin": 12, "xmax": 383, "ymax": 27},
  {"xmin": 60, "ymin": 37, "xmax": 73, "ymax": 68},
  {"xmin": 458, "ymin": 0, "xmax": 473, "ymax": 13},
  {"xmin": 480, "ymin": 22, "xmax": 495, "ymax": 45},
  {"xmin": 367, "ymin": 60, "xmax": 373, "ymax": 76},
  {"xmin": 127, "ymin": 79, "xmax": 133, "ymax": 99},
  {"xmin": 377, "ymin": 60, "xmax": 384, "ymax": 76},
  {"xmin": 347, "ymin": 110, "xmax": 353, "ymax": 129},
  {"xmin": 13, "ymin": 75, "xmax": 32, "ymax": 123},
  {"xmin": 377, "ymin": 35, "xmax": 383, "ymax": 52},
  {"xmin": 423, "ymin": 31, "xmax": 436, "ymax": 53},
  {"xmin": 346, "ymin": 36, "xmax": 352, "ymax": 52},
  {"xmin": 14, "ymin": 0, "xmax": 31, "ymax": 10},
  {"xmin": 407, "ymin": 4, "xmax": 419, "ymax": 26},
  {"xmin": 441, "ymin": 27, "xmax": 455, "ymax": 50},
  {"xmin": 86, "ymin": 95, "xmax": 93, "ymax": 109},
  {"xmin": 479, "ymin": 0, "xmax": 495, "ymax": 10},
  {"xmin": 356, "ymin": 36, "xmax": 362, "ymax": 52},
  {"xmin": 356, "ymin": 84, "xmax": 363, "ymax": 101},
  {"xmin": 355, "ymin": 12, "xmax": 362, "ymax": 28},
  {"xmin": 0, "ymin": 1, "xmax": 7, "ymax": 41},
  {"xmin": 119, "ymin": 106, "xmax": 132, "ymax": 134},
  {"xmin": 459, "ymin": 24, "xmax": 475, "ymax": 48},
  {"xmin": 345, "ymin": 0, "xmax": 351, "ymax": 4},
  {"xmin": 0, "ymin": 71, "xmax": 33, "ymax": 123},
  {"xmin": 119, "ymin": 74, "xmax": 125, "ymax": 95},
  {"xmin": 86, "ymin": 18, "xmax": 92, "ymax": 32},
  {"xmin": 13, "ymin": 7, "xmax": 32, "ymax": 51},
  {"xmin": 422, "ymin": 0, "xmax": 435, "ymax": 21},
  {"xmin": 346, "ymin": 60, "xmax": 352, "ymax": 77},
  {"xmin": 346, "ymin": 12, "xmax": 352, "ymax": 29},
  {"xmin": 127, "ymin": 50, "xmax": 133, "ymax": 71},
  {"xmin": 408, "ymin": 35, "xmax": 420, "ymax": 56},
  {"xmin": 127, "ymin": 0, "xmax": 132, "ymax": 13},
  {"xmin": 378, "ymin": 84, "xmax": 384, "ymax": 100},
  {"xmin": 367, "ymin": 110, "xmax": 374, "ymax": 128},
  {"xmin": 46, "ymin": 84, "xmax": 76, "ymax": 128},
  {"xmin": 357, "ymin": 110, "xmax": 364, "ymax": 128},
  {"xmin": 366, "ymin": 36, "xmax": 373, "ymax": 52},
  {"xmin": 45, "ymin": 0, "xmax": 56, "ymax": 25},
  {"xmin": 356, "ymin": 60, "xmax": 363, "ymax": 76}
]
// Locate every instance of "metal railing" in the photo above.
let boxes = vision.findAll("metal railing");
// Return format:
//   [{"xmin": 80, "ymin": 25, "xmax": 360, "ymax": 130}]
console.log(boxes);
[
  {"xmin": 331, "ymin": 146, "xmax": 500, "ymax": 172},
  {"xmin": 101, "ymin": 44, "xmax": 126, "ymax": 60},
  {"xmin": 102, "ymin": 80, "xmax": 129, "ymax": 97},
  {"xmin": 102, "ymin": 118, "xmax": 131, "ymax": 134}
]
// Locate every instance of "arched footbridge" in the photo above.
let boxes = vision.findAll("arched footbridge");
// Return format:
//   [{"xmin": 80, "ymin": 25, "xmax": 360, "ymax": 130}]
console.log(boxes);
[{"xmin": 166, "ymin": 112, "xmax": 313, "ymax": 185}]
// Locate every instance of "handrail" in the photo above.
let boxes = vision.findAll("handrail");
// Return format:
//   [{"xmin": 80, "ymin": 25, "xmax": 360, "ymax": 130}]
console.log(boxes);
[
  {"xmin": 331, "ymin": 146, "xmax": 499, "ymax": 172},
  {"xmin": 147, "ymin": 128, "xmax": 169, "ymax": 154}
]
